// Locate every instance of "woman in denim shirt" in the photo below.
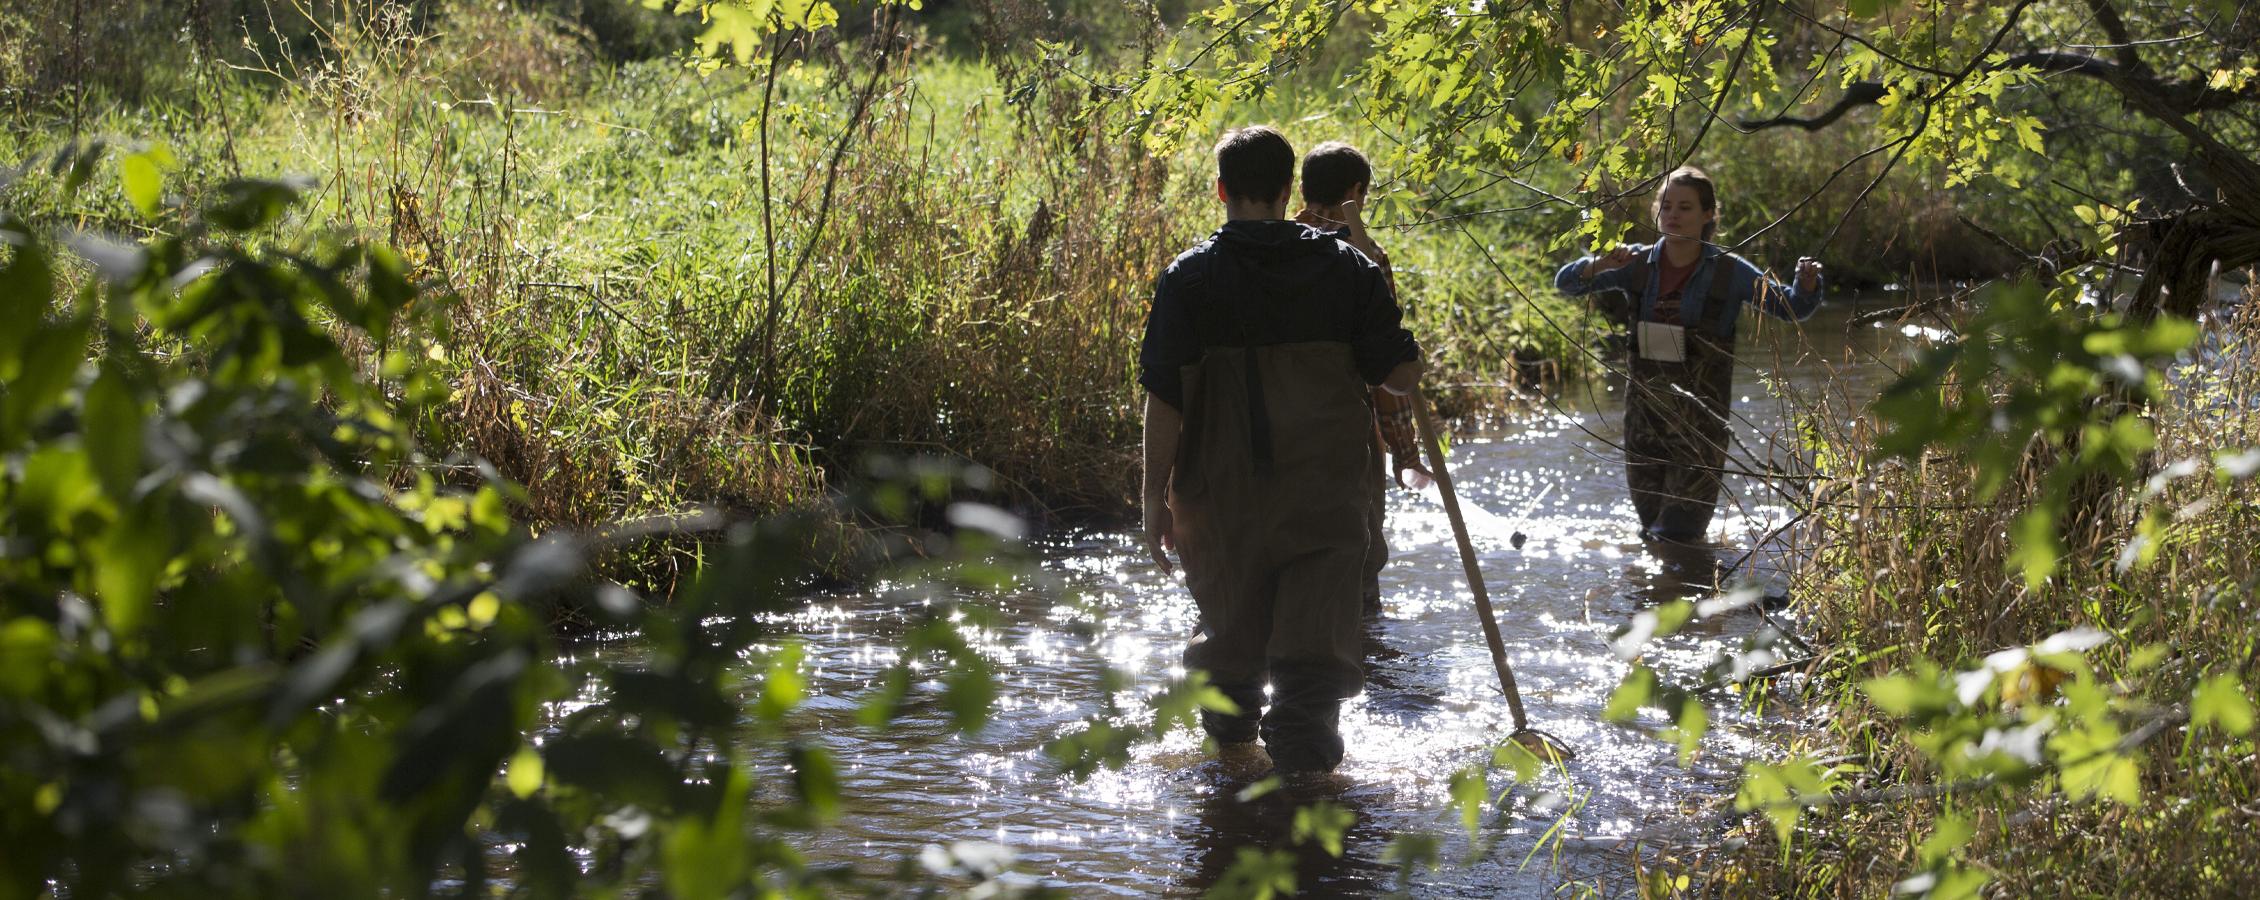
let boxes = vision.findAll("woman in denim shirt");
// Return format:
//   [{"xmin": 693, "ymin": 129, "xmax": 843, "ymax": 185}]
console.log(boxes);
[{"xmin": 1555, "ymin": 166, "xmax": 1825, "ymax": 542}]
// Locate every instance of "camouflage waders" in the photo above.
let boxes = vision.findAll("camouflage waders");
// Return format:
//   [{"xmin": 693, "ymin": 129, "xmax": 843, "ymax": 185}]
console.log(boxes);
[{"xmin": 1622, "ymin": 327, "xmax": 1735, "ymax": 541}]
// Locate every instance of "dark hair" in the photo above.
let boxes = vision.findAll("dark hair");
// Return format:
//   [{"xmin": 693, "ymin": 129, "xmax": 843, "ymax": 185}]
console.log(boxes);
[
  {"xmin": 1300, "ymin": 141, "xmax": 1372, "ymax": 206},
  {"xmin": 1651, "ymin": 166, "xmax": 1719, "ymax": 240},
  {"xmin": 1214, "ymin": 126, "xmax": 1295, "ymax": 204}
]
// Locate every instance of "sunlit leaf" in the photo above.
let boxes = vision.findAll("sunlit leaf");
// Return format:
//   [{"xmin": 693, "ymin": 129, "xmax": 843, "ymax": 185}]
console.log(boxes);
[
  {"xmin": 1448, "ymin": 768, "xmax": 1487, "ymax": 836},
  {"xmin": 1604, "ymin": 665, "xmax": 1659, "ymax": 722},
  {"xmin": 506, "ymin": 744, "xmax": 545, "ymax": 799},
  {"xmin": 662, "ymin": 764, "xmax": 752, "ymax": 899},
  {"xmin": 1291, "ymin": 801, "xmax": 1354, "ymax": 857},
  {"xmin": 755, "ymin": 642, "xmax": 807, "ymax": 723},
  {"xmin": 121, "ymin": 153, "xmax": 163, "ymax": 216},
  {"xmin": 2193, "ymin": 674, "xmax": 2255, "ymax": 736}
]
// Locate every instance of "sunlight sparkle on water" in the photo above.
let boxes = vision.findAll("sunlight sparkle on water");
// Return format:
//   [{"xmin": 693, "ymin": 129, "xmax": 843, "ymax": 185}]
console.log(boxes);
[{"xmin": 533, "ymin": 305, "xmax": 1913, "ymax": 896}]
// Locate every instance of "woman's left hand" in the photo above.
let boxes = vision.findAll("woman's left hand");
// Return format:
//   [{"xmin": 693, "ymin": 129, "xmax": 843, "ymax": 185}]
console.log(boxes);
[{"xmin": 1794, "ymin": 257, "xmax": 1824, "ymax": 293}]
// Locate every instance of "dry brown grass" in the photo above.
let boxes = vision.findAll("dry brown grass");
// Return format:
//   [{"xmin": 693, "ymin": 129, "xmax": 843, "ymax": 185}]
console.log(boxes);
[{"xmin": 1678, "ymin": 292, "xmax": 2260, "ymax": 897}]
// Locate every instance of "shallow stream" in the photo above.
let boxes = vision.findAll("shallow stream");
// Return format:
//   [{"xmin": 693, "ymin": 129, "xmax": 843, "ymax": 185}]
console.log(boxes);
[{"xmin": 567, "ymin": 299, "xmax": 1913, "ymax": 895}]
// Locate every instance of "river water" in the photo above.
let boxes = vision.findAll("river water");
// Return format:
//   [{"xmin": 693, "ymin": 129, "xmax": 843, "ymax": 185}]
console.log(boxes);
[{"xmin": 567, "ymin": 299, "xmax": 1913, "ymax": 895}]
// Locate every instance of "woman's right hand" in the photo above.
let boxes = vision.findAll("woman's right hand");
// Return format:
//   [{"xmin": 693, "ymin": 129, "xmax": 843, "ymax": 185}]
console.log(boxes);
[{"xmin": 1584, "ymin": 244, "xmax": 1636, "ymax": 278}]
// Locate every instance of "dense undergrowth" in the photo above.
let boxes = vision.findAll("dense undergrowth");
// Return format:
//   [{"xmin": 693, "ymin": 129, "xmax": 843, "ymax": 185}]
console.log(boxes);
[
  {"xmin": 1607, "ymin": 283, "xmax": 2260, "ymax": 897},
  {"xmin": 0, "ymin": 174, "xmax": 1117, "ymax": 895},
  {"xmin": 16, "ymin": 0, "xmax": 2258, "ymax": 895},
  {"xmin": 1, "ymin": 0, "xmax": 1601, "ymax": 592}
]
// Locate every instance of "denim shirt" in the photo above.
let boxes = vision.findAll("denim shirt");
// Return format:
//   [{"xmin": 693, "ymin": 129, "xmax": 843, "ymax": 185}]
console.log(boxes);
[{"xmin": 1553, "ymin": 241, "xmax": 1823, "ymax": 337}]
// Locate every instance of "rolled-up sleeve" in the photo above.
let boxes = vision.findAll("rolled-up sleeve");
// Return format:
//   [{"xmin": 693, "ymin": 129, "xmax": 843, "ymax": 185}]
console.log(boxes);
[
  {"xmin": 1555, "ymin": 253, "xmax": 1642, "ymax": 297},
  {"xmin": 1350, "ymin": 265, "xmax": 1420, "ymax": 385},
  {"xmin": 1137, "ymin": 271, "xmax": 1196, "ymax": 410},
  {"xmin": 1556, "ymin": 256, "xmax": 1598, "ymax": 294}
]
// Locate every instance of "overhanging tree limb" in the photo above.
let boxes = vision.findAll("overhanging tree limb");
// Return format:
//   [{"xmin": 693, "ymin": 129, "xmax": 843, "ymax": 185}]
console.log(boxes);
[{"xmin": 1742, "ymin": 51, "xmax": 2260, "ymax": 133}]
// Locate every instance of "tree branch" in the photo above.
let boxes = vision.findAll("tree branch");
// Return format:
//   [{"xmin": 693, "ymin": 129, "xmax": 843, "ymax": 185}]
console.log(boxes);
[
  {"xmin": 1745, "ymin": 49, "xmax": 2260, "ymax": 133},
  {"xmin": 2079, "ymin": 0, "xmax": 2145, "ymax": 75}
]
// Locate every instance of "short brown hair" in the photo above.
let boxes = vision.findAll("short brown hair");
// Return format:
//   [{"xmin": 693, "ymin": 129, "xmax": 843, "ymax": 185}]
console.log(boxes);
[
  {"xmin": 1214, "ymin": 126, "xmax": 1295, "ymax": 204},
  {"xmin": 1300, "ymin": 141, "xmax": 1371, "ymax": 206},
  {"xmin": 1651, "ymin": 166, "xmax": 1718, "ymax": 241}
]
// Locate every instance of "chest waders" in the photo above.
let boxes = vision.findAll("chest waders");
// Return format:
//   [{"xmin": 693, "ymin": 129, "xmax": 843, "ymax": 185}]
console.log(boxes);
[
  {"xmin": 1358, "ymin": 405, "xmax": 1390, "ymax": 614},
  {"xmin": 1171, "ymin": 340, "xmax": 1376, "ymax": 773},
  {"xmin": 1624, "ymin": 257, "xmax": 1738, "ymax": 542}
]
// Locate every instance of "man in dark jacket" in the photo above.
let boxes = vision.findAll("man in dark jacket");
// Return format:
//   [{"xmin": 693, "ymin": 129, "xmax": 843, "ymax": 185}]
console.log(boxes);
[{"xmin": 1138, "ymin": 125, "xmax": 1422, "ymax": 773}]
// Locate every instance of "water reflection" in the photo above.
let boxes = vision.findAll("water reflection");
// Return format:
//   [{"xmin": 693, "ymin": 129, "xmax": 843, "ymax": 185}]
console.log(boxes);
[
  {"xmin": 552, "ymin": 301, "xmax": 1909, "ymax": 895},
  {"xmin": 1179, "ymin": 764, "xmax": 1401, "ymax": 894},
  {"xmin": 1626, "ymin": 537, "xmax": 1726, "ymax": 607}
]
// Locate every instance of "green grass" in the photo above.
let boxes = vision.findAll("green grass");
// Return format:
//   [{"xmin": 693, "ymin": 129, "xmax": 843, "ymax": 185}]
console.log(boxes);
[{"xmin": 3, "ymin": 1, "xmax": 1597, "ymax": 588}]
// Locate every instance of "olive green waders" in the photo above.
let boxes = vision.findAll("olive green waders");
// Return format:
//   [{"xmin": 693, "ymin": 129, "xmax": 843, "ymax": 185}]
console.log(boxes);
[
  {"xmin": 1172, "ymin": 341, "xmax": 1376, "ymax": 773},
  {"xmin": 1360, "ymin": 419, "xmax": 1389, "ymax": 612}
]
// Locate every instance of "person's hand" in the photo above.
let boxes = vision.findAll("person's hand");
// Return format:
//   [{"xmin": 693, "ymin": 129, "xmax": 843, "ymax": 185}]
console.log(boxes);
[
  {"xmin": 1300, "ymin": 201, "xmax": 1362, "ymax": 235},
  {"xmin": 1795, "ymin": 256, "xmax": 1824, "ymax": 293},
  {"xmin": 1338, "ymin": 197, "xmax": 1368, "ymax": 243},
  {"xmin": 1585, "ymin": 244, "xmax": 1636, "ymax": 277},
  {"xmin": 1142, "ymin": 493, "xmax": 1176, "ymax": 576},
  {"xmin": 1393, "ymin": 454, "xmax": 1434, "ymax": 491}
]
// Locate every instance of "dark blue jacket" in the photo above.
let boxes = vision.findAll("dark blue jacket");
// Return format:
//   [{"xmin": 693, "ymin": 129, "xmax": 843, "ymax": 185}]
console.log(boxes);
[{"xmin": 1139, "ymin": 220, "xmax": 1418, "ymax": 411}]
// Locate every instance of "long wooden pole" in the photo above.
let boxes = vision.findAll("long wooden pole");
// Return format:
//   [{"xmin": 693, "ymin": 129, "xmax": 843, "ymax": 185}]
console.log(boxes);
[{"xmin": 1412, "ymin": 391, "xmax": 1531, "ymax": 731}]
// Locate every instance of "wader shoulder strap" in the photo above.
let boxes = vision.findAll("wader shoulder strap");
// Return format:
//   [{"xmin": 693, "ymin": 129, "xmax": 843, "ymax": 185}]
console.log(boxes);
[
  {"xmin": 1218, "ymin": 252, "xmax": 1276, "ymax": 475},
  {"xmin": 1693, "ymin": 261, "xmax": 1735, "ymax": 337},
  {"xmin": 1623, "ymin": 256, "xmax": 1655, "ymax": 322}
]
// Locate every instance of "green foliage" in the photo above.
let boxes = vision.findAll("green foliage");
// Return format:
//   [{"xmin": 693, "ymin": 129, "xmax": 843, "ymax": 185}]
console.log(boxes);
[
  {"xmin": 0, "ymin": 173, "xmax": 1044, "ymax": 896},
  {"xmin": 1290, "ymin": 801, "xmax": 1354, "ymax": 857},
  {"xmin": 1761, "ymin": 289, "xmax": 2260, "ymax": 898},
  {"xmin": 1447, "ymin": 766, "xmax": 1488, "ymax": 836},
  {"xmin": 117, "ymin": 143, "xmax": 176, "ymax": 218},
  {"xmin": 1200, "ymin": 796, "xmax": 1362, "ymax": 900},
  {"xmin": 659, "ymin": 0, "xmax": 920, "ymax": 72},
  {"xmin": 1603, "ymin": 597, "xmax": 1718, "ymax": 764},
  {"xmin": 1733, "ymin": 755, "xmax": 1839, "ymax": 849},
  {"xmin": 1795, "ymin": 627, "xmax": 2237, "ymax": 895},
  {"xmin": 1044, "ymin": 668, "xmax": 1236, "ymax": 779},
  {"xmin": 18, "ymin": 1, "xmax": 2252, "ymax": 894},
  {"xmin": 2, "ymin": 174, "xmax": 530, "ymax": 894},
  {"xmin": 1874, "ymin": 281, "xmax": 2198, "ymax": 586},
  {"xmin": 2190, "ymin": 674, "xmax": 2255, "ymax": 736},
  {"xmin": 1203, "ymin": 847, "xmax": 1298, "ymax": 900}
]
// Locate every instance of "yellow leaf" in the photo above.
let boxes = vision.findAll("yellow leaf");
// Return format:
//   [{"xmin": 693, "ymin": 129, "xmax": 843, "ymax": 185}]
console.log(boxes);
[
  {"xmin": 467, "ymin": 591, "xmax": 501, "ymax": 628},
  {"xmin": 506, "ymin": 745, "xmax": 544, "ymax": 798},
  {"xmin": 2014, "ymin": 117, "xmax": 2045, "ymax": 154}
]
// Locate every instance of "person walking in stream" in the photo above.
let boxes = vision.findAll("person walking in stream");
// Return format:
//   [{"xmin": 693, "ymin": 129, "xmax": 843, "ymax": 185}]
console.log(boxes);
[
  {"xmin": 1554, "ymin": 166, "xmax": 1825, "ymax": 543},
  {"xmin": 1293, "ymin": 140, "xmax": 1433, "ymax": 615},
  {"xmin": 1139, "ymin": 126, "xmax": 1423, "ymax": 773}
]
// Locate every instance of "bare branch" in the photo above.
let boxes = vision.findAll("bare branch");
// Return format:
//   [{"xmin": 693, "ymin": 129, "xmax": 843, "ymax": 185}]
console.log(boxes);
[
  {"xmin": 1955, "ymin": 213, "xmax": 2035, "ymax": 260},
  {"xmin": 1738, "ymin": 81, "xmax": 1887, "ymax": 131},
  {"xmin": 1747, "ymin": 48, "xmax": 2260, "ymax": 134}
]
